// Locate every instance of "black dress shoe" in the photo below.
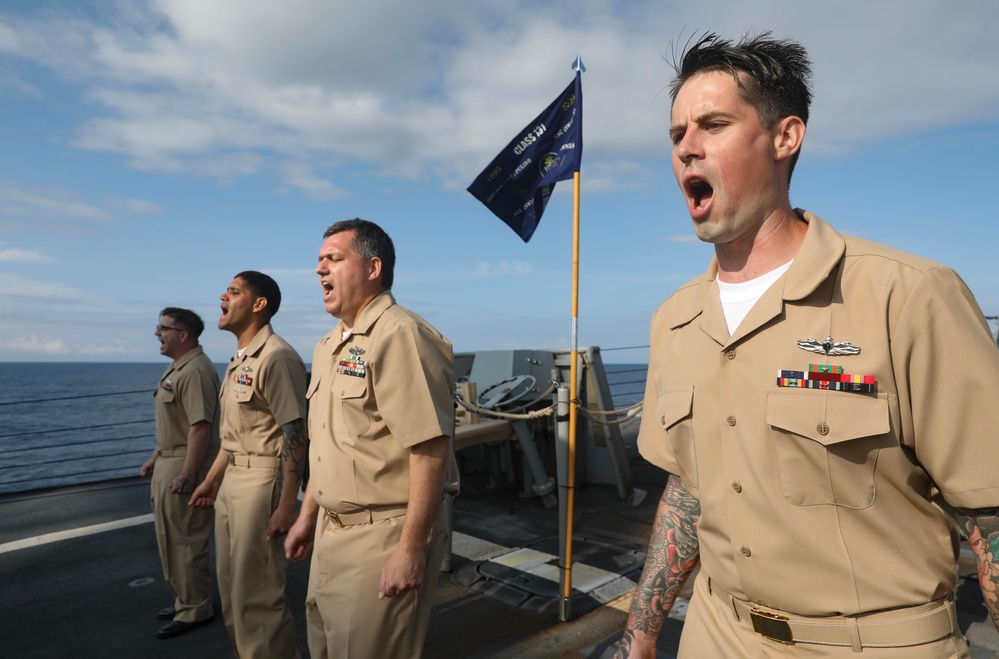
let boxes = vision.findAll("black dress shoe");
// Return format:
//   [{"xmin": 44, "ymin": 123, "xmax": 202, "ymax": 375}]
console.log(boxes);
[
  {"xmin": 157, "ymin": 606, "xmax": 176, "ymax": 620},
  {"xmin": 157, "ymin": 615, "xmax": 214, "ymax": 639}
]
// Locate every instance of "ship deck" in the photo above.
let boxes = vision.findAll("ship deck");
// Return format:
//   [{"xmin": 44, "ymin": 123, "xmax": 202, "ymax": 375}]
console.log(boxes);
[{"xmin": 3, "ymin": 455, "xmax": 998, "ymax": 658}]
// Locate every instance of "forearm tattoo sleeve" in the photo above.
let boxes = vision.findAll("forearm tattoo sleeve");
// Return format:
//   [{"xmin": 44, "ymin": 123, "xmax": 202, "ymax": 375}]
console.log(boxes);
[
  {"xmin": 959, "ymin": 508, "xmax": 999, "ymax": 629},
  {"xmin": 617, "ymin": 473, "xmax": 701, "ymax": 653},
  {"xmin": 280, "ymin": 418, "xmax": 308, "ymax": 487}
]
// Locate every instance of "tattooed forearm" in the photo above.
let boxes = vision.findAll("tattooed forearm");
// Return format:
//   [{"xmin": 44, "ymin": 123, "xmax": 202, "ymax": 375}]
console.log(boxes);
[
  {"xmin": 623, "ymin": 474, "xmax": 701, "ymax": 644},
  {"xmin": 280, "ymin": 418, "xmax": 308, "ymax": 487},
  {"xmin": 957, "ymin": 508, "xmax": 999, "ymax": 630}
]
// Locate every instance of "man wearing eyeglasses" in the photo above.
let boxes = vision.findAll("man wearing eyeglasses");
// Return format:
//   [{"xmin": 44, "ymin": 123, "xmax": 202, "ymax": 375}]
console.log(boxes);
[{"xmin": 141, "ymin": 307, "xmax": 221, "ymax": 640}]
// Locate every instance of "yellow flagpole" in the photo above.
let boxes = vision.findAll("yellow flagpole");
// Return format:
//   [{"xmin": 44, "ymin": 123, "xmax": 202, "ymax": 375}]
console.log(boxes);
[{"xmin": 563, "ymin": 170, "xmax": 581, "ymax": 610}]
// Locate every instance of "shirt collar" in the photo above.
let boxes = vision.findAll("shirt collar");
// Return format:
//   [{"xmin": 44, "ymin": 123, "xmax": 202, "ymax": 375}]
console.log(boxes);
[
  {"xmin": 668, "ymin": 210, "xmax": 846, "ymax": 330},
  {"xmin": 166, "ymin": 345, "xmax": 204, "ymax": 375},
  {"xmin": 335, "ymin": 290, "xmax": 396, "ymax": 339},
  {"xmin": 237, "ymin": 323, "xmax": 274, "ymax": 360}
]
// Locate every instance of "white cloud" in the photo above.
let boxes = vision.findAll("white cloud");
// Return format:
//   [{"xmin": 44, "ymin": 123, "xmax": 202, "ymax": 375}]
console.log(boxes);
[
  {"xmin": 6, "ymin": 334, "xmax": 69, "ymax": 355},
  {"xmin": 474, "ymin": 260, "xmax": 536, "ymax": 277},
  {"xmin": 0, "ymin": 272, "xmax": 82, "ymax": 300},
  {"xmin": 0, "ymin": 183, "xmax": 118, "ymax": 223},
  {"xmin": 0, "ymin": 246, "xmax": 50, "ymax": 262},
  {"xmin": 2, "ymin": 1, "xmax": 996, "ymax": 198},
  {"xmin": 103, "ymin": 195, "xmax": 164, "ymax": 214},
  {"xmin": 1, "ymin": 333, "xmax": 134, "ymax": 357}
]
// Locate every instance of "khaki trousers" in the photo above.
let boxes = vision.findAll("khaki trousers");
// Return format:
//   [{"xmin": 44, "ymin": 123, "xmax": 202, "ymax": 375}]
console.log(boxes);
[
  {"xmin": 150, "ymin": 454, "xmax": 214, "ymax": 623},
  {"xmin": 216, "ymin": 465, "xmax": 300, "ymax": 659},
  {"xmin": 306, "ymin": 504, "xmax": 447, "ymax": 659},
  {"xmin": 679, "ymin": 574, "xmax": 970, "ymax": 658}
]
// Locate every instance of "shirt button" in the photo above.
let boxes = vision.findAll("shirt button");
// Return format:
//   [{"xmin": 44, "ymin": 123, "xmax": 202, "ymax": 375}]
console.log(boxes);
[
  {"xmin": 741, "ymin": 546, "xmax": 752, "ymax": 557},
  {"xmin": 317, "ymin": 455, "xmax": 321, "ymax": 462},
  {"xmin": 732, "ymin": 482, "xmax": 742, "ymax": 493},
  {"xmin": 660, "ymin": 415, "xmax": 666, "ymax": 425},
  {"xmin": 817, "ymin": 423, "xmax": 830, "ymax": 435},
  {"xmin": 318, "ymin": 489, "xmax": 323, "ymax": 496},
  {"xmin": 726, "ymin": 350, "xmax": 736, "ymax": 360},
  {"xmin": 726, "ymin": 416, "xmax": 737, "ymax": 426}
]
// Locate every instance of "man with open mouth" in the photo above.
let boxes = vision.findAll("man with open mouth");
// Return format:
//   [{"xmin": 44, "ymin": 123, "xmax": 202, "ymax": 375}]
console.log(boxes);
[
  {"xmin": 615, "ymin": 32, "xmax": 999, "ymax": 659},
  {"xmin": 191, "ymin": 271, "xmax": 308, "ymax": 658}
]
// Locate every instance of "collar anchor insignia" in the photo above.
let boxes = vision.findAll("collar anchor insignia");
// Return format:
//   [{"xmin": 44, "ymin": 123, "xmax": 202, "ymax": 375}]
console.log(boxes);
[{"xmin": 797, "ymin": 335, "xmax": 861, "ymax": 356}]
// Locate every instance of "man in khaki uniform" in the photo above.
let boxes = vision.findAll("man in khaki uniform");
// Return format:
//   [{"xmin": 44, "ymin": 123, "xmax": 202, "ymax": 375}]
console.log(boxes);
[
  {"xmin": 615, "ymin": 34, "xmax": 999, "ymax": 658},
  {"xmin": 141, "ymin": 307, "xmax": 219, "ymax": 639},
  {"xmin": 190, "ymin": 271, "xmax": 308, "ymax": 659},
  {"xmin": 286, "ymin": 219, "xmax": 455, "ymax": 659}
]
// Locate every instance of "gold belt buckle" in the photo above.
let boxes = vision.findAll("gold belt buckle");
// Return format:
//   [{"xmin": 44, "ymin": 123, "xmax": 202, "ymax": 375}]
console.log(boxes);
[
  {"xmin": 750, "ymin": 607, "xmax": 793, "ymax": 644},
  {"xmin": 326, "ymin": 509, "xmax": 344, "ymax": 528}
]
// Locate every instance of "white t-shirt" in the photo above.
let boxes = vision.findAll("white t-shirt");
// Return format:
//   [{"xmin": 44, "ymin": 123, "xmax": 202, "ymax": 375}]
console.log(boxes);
[{"xmin": 717, "ymin": 261, "xmax": 793, "ymax": 335}]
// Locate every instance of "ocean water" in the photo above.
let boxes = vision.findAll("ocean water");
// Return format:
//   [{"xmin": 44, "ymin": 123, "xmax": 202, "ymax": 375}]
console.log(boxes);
[
  {"xmin": 0, "ymin": 361, "xmax": 648, "ymax": 495},
  {"xmin": 0, "ymin": 362, "xmax": 175, "ymax": 495}
]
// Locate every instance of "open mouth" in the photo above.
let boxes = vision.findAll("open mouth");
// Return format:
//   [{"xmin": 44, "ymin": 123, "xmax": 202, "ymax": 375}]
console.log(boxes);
[{"xmin": 688, "ymin": 177, "xmax": 713, "ymax": 211}]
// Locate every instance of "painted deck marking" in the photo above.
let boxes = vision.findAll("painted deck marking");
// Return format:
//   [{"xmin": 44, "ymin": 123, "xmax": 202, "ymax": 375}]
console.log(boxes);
[{"xmin": 0, "ymin": 513, "xmax": 153, "ymax": 555}]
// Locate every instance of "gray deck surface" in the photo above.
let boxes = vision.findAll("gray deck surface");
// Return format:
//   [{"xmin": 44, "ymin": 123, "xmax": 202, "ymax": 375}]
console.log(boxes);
[{"xmin": 2, "ymin": 456, "xmax": 997, "ymax": 658}]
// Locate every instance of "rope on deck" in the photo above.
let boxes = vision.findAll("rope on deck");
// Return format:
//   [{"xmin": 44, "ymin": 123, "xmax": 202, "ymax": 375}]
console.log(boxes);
[
  {"xmin": 453, "ymin": 383, "xmax": 644, "ymax": 426},
  {"xmin": 453, "ymin": 387, "xmax": 557, "ymax": 420},
  {"xmin": 576, "ymin": 399, "xmax": 644, "ymax": 427}
]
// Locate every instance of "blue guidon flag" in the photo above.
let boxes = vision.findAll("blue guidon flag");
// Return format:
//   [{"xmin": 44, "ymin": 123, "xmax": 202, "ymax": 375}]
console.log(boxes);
[{"xmin": 467, "ymin": 72, "xmax": 582, "ymax": 242}]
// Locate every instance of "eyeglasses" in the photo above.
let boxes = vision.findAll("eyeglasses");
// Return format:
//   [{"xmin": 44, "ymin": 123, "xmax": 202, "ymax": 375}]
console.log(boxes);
[{"xmin": 156, "ymin": 324, "xmax": 185, "ymax": 332}]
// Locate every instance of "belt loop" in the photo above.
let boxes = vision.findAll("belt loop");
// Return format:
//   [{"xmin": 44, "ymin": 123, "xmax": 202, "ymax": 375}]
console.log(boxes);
[
  {"xmin": 846, "ymin": 617, "xmax": 862, "ymax": 653},
  {"xmin": 946, "ymin": 600, "xmax": 958, "ymax": 636}
]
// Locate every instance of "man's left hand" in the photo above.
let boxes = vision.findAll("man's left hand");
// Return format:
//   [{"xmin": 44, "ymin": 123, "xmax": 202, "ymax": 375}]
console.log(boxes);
[
  {"xmin": 169, "ymin": 473, "xmax": 194, "ymax": 494},
  {"xmin": 379, "ymin": 545, "xmax": 425, "ymax": 599},
  {"xmin": 267, "ymin": 502, "xmax": 297, "ymax": 539}
]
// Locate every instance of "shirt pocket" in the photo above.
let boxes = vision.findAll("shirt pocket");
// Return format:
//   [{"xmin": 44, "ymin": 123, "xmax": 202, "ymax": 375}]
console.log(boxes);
[
  {"xmin": 767, "ymin": 391, "xmax": 889, "ymax": 509},
  {"xmin": 229, "ymin": 386, "xmax": 257, "ymax": 434},
  {"xmin": 231, "ymin": 386, "xmax": 254, "ymax": 404},
  {"xmin": 336, "ymin": 375, "xmax": 370, "ymax": 437},
  {"xmin": 655, "ymin": 386, "xmax": 698, "ymax": 489}
]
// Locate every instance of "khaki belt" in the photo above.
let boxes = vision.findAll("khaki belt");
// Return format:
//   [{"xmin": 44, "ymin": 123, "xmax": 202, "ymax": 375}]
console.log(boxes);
[
  {"xmin": 156, "ymin": 447, "xmax": 186, "ymax": 458},
  {"xmin": 226, "ymin": 453, "xmax": 280, "ymax": 469},
  {"xmin": 324, "ymin": 504, "xmax": 408, "ymax": 528},
  {"xmin": 710, "ymin": 580, "xmax": 956, "ymax": 650}
]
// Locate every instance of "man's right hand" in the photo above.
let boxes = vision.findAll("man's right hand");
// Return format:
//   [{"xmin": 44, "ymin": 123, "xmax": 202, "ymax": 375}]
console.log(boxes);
[
  {"xmin": 610, "ymin": 629, "xmax": 658, "ymax": 659},
  {"xmin": 139, "ymin": 456, "xmax": 155, "ymax": 478}
]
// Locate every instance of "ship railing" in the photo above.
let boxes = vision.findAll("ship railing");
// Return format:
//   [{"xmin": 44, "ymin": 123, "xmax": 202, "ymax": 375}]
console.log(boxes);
[
  {"xmin": 0, "ymin": 355, "xmax": 650, "ymax": 496},
  {"xmin": 0, "ymin": 389, "xmax": 154, "ymax": 495}
]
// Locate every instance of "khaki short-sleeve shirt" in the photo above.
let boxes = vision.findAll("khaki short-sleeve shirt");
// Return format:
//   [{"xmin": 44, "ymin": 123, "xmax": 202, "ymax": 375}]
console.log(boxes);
[
  {"xmin": 639, "ymin": 211, "xmax": 999, "ymax": 617},
  {"xmin": 308, "ymin": 291, "xmax": 456, "ymax": 512},
  {"xmin": 154, "ymin": 346, "xmax": 221, "ymax": 452},
  {"xmin": 219, "ymin": 324, "xmax": 307, "ymax": 457}
]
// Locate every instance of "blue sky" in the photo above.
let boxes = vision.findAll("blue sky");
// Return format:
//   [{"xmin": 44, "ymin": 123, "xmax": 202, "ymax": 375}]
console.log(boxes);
[{"xmin": 1, "ymin": 0, "xmax": 997, "ymax": 364}]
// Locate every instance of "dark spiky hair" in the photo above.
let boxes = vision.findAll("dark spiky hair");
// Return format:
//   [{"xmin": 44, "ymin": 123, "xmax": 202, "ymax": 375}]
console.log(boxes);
[{"xmin": 669, "ymin": 31, "xmax": 813, "ymax": 179}]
